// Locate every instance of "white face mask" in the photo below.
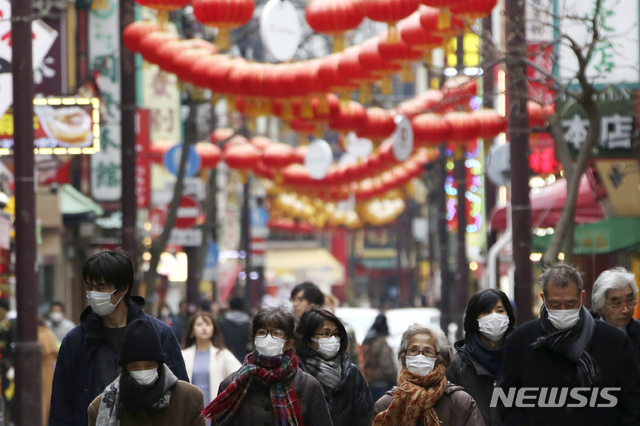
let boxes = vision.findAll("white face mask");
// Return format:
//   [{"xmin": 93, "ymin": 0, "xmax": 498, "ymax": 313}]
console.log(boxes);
[
  {"xmin": 255, "ymin": 335, "xmax": 285, "ymax": 357},
  {"xmin": 129, "ymin": 368, "xmax": 158, "ymax": 386},
  {"xmin": 546, "ymin": 306, "xmax": 581, "ymax": 330},
  {"xmin": 312, "ymin": 336, "xmax": 341, "ymax": 359},
  {"xmin": 160, "ymin": 308, "xmax": 171, "ymax": 318},
  {"xmin": 86, "ymin": 289, "xmax": 123, "ymax": 317},
  {"xmin": 405, "ymin": 355, "xmax": 437, "ymax": 377},
  {"xmin": 478, "ymin": 312, "xmax": 510, "ymax": 342},
  {"xmin": 49, "ymin": 312, "xmax": 64, "ymax": 324}
]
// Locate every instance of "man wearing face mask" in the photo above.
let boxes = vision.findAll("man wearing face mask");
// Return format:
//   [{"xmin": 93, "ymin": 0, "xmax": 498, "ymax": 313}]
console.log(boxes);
[
  {"xmin": 47, "ymin": 301, "xmax": 76, "ymax": 345},
  {"xmin": 498, "ymin": 263, "xmax": 640, "ymax": 425},
  {"xmin": 88, "ymin": 319, "xmax": 205, "ymax": 425},
  {"xmin": 447, "ymin": 289, "xmax": 517, "ymax": 426},
  {"xmin": 50, "ymin": 250, "xmax": 189, "ymax": 426}
]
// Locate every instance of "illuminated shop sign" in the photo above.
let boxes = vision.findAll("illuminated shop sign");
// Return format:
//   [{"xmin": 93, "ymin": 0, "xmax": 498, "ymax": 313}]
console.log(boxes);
[{"xmin": 0, "ymin": 97, "xmax": 100, "ymax": 155}]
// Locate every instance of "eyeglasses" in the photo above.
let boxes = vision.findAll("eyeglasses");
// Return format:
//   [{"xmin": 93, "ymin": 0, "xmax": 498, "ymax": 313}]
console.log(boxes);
[
  {"xmin": 314, "ymin": 331, "xmax": 342, "ymax": 339},
  {"xmin": 256, "ymin": 329, "xmax": 286, "ymax": 339},
  {"xmin": 405, "ymin": 347, "xmax": 438, "ymax": 357},
  {"xmin": 607, "ymin": 300, "xmax": 637, "ymax": 311}
]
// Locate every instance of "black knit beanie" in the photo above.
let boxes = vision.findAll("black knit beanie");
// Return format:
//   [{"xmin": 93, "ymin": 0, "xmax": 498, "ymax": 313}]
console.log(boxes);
[{"xmin": 118, "ymin": 318, "xmax": 166, "ymax": 367}]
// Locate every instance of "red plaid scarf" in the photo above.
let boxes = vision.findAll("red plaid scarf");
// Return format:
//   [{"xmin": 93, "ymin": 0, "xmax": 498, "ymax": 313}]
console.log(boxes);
[{"xmin": 202, "ymin": 349, "xmax": 304, "ymax": 425}]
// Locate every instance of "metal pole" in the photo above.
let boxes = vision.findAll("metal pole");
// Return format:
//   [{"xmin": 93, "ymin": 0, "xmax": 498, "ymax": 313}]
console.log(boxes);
[
  {"xmin": 505, "ymin": 0, "xmax": 533, "ymax": 322},
  {"xmin": 12, "ymin": 0, "xmax": 43, "ymax": 424},
  {"xmin": 240, "ymin": 178, "xmax": 252, "ymax": 309},
  {"xmin": 437, "ymin": 145, "xmax": 454, "ymax": 333},
  {"xmin": 120, "ymin": 0, "xmax": 137, "ymax": 262},
  {"xmin": 454, "ymin": 146, "xmax": 468, "ymax": 325}
]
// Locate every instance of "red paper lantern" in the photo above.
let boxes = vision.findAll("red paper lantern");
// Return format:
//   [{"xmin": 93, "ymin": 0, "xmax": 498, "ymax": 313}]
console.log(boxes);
[
  {"xmin": 207, "ymin": 57, "xmax": 245, "ymax": 96},
  {"xmin": 224, "ymin": 143, "xmax": 261, "ymax": 173},
  {"xmin": 329, "ymin": 101, "xmax": 367, "ymax": 134},
  {"xmin": 338, "ymin": 47, "xmax": 378, "ymax": 103},
  {"xmin": 412, "ymin": 113, "xmax": 452, "ymax": 145},
  {"xmin": 294, "ymin": 60, "xmax": 325, "ymax": 119},
  {"xmin": 420, "ymin": 0, "xmax": 467, "ymax": 31},
  {"xmin": 173, "ymin": 48, "xmax": 216, "ymax": 82},
  {"xmin": 138, "ymin": 32, "xmax": 179, "ymax": 65},
  {"xmin": 362, "ymin": 0, "xmax": 420, "ymax": 43},
  {"xmin": 528, "ymin": 101, "xmax": 555, "ymax": 128},
  {"xmin": 305, "ymin": 0, "xmax": 366, "ymax": 52},
  {"xmin": 263, "ymin": 143, "xmax": 296, "ymax": 169},
  {"xmin": 398, "ymin": 10, "xmax": 443, "ymax": 62},
  {"xmin": 450, "ymin": 0, "xmax": 498, "ymax": 20},
  {"xmin": 134, "ymin": 0, "xmax": 190, "ymax": 25},
  {"xmin": 192, "ymin": 0, "xmax": 255, "ymax": 51},
  {"xmin": 318, "ymin": 54, "xmax": 357, "ymax": 101},
  {"xmin": 190, "ymin": 55, "xmax": 224, "ymax": 88},
  {"xmin": 443, "ymin": 112, "xmax": 481, "ymax": 142},
  {"xmin": 251, "ymin": 136, "xmax": 272, "ymax": 153},
  {"xmin": 123, "ymin": 21, "xmax": 160, "ymax": 53},
  {"xmin": 471, "ymin": 109, "xmax": 507, "ymax": 139},
  {"xmin": 293, "ymin": 145, "xmax": 309, "ymax": 164},
  {"xmin": 377, "ymin": 32, "xmax": 423, "ymax": 83},
  {"xmin": 356, "ymin": 107, "xmax": 396, "ymax": 144},
  {"xmin": 358, "ymin": 38, "xmax": 402, "ymax": 95},
  {"xmin": 147, "ymin": 141, "xmax": 222, "ymax": 168}
]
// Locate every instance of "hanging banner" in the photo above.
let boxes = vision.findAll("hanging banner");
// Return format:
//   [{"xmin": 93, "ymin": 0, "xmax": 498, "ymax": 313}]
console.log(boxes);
[{"xmin": 89, "ymin": 0, "xmax": 122, "ymax": 201}]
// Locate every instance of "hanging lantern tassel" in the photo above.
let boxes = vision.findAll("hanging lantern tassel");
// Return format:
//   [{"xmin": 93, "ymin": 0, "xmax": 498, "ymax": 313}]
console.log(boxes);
[
  {"xmin": 332, "ymin": 33, "xmax": 345, "ymax": 53},
  {"xmin": 246, "ymin": 117, "xmax": 257, "ymax": 132},
  {"xmin": 360, "ymin": 84, "xmax": 372, "ymax": 104},
  {"xmin": 340, "ymin": 91, "xmax": 350, "ymax": 105},
  {"xmin": 299, "ymin": 134, "xmax": 310, "ymax": 145},
  {"xmin": 216, "ymin": 28, "xmax": 231, "ymax": 51},
  {"xmin": 401, "ymin": 63, "xmax": 413, "ymax": 83},
  {"xmin": 423, "ymin": 49, "xmax": 432, "ymax": 64},
  {"xmin": 302, "ymin": 98, "xmax": 313, "ymax": 119},
  {"xmin": 274, "ymin": 171, "xmax": 284, "ymax": 185},
  {"xmin": 438, "ymin": 8, "xmax": 452, "ymax": 30},
  {"xmin": 210, "ymin": 93, "xmax": 222, "ymax": 107},
  {"xmin": 282, "ymin": 102, "xmax": 294, "ymax": 121},
  {"xmin": 226, "ymin": 96, "xmax": 236, "ymax": 112},
  {"xmin": 319, "ymin": 96, "xmax": 330, "ymax": 114},
  {"xmin": 156, "ymin": 10, "xmax": 169, "ymax": 29},
  {"xmin": 314, "ymin": 125, "xmax": 323, "ymax": 139},
  {"xmin": 381, "ymin": 75, "xmax": 393, "ymax": 95},
  {"xmin": 386, "ymin": 23, "xmax": 398, "ymax": 44}
]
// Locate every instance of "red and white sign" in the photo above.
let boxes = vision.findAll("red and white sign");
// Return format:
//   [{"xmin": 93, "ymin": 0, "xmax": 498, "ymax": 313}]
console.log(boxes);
[
  {"xmin": 135, "ymin": 109, "xmax": 151, "ymax": 208},
  {"xmin": 149, "ymin": 207, "xmax": 166, "ymax": 239},
  {"xmin": 175, "ymin": 195, "xmax": 201, "ymax": 229}
]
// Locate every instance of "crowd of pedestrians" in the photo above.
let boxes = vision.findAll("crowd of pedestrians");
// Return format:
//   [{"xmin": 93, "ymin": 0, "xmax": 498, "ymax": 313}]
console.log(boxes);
[{"xmin": 36, "ymin": 250, "xmax": 640, "ymax": 425}]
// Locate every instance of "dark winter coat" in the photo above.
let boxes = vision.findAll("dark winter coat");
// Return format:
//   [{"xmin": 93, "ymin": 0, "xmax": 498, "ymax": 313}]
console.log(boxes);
[
  {"xmin": 49, "ymin": 296, "xmax": 189, "ymax": 426},
  {"xmin": 88, "ymin": 380, "xmax": 205, "ymax": 426},
  {"xmin": 217, "ymin": 310, "xmax": 252, "ymax": 363},
  {"xmin": 591, "ymin": 310, "xmax": 640, "ymax": 368},
  {"xmin": 298, "ymin": 355, "xmax": 373, "ymax": 426},
  {"xmin": 373, "ymin": 382, "xmax": 484, "ymax": 425},
  {"xmin": 362, "ymin": 335, "xmax": 397, "ymax": 384},
  {"xmin": 217, "ymin": 367, "xmax": 333, "ymax": 426},
  {"xmin": 498, "ymin": 318, "xmax": 640, "ymax": 425},
  {"xmin": 447, "ymin": 339, "xmax": 503, "ymax": 426}
]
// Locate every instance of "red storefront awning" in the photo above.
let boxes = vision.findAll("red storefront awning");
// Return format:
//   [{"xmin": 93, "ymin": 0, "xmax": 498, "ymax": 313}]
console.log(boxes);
[{"xmin": 489, "ymin": 175, "xmax": 605, "ymax": 232}]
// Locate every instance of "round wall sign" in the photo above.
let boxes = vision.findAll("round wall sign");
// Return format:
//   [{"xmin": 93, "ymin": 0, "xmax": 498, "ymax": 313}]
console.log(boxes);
[
  {"xmin": 305, "ymin": 139, "xmax": 333, "ymax": 180},
  {"xmin": 392, "ymin": 115, "xmax": 414, "ymax": 161},
  {"xmin": 260, "ymin": 0, "xmax": 301, "ymax": 62}
]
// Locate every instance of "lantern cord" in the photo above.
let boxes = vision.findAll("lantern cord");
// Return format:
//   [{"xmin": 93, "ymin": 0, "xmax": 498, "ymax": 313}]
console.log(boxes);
[
  {"xmin": 216, "ymin": 28, "xmax": 231, "ymax": 51},
  {"xmin": 423, "ymin": 49, "xmax": 432, "ymax": 64},
  {"xmin": 386, "ymin": 23, "xmax": 398, "ymax": 44},
  {"xmin": 360, "ymin": 84, "xmax": 372, "ymax": 104},
  {"xmin": 302, "ymin": 98, "xmax": 313, "ymax": 119},
  {"xmin": 156, "ymin": 10, "xmax": 168, "ymax": 30},
  {"xmin": 226, "ymin": 96, "xmax": 236, "ymax": 112},
  {"xmin": 381, "ymin": 75, "xmax": 393, "ymax": 95},
  {"xmin": 438, "ymin": 8, "xmax": 452, "ymax": 30},
  {"xmin": 401, "ymin": 63, "xmax": 414, "ymax": 83},
  {"xmin": 282, "ymin": 102, "xmax": 294, "ymax": 121},
  {"xmin": 319, "ymin": 96, "xmax": 330, "ymax": 114}
]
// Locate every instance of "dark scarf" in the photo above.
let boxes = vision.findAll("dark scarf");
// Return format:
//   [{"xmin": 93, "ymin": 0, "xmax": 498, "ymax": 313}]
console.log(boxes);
[
  {"xmin": 463, "ymin": 333, "xmax": 505, "ymax": 378},
  {"xmin": 532, "ymin": 305, "xmax": 599, "ymax": 386},
  {"xmin": 119, "ymin": 364, "xmax": 172, "ymax": 412},
  {"xmin": 202, "ymin": 349, "xmax": 303, "ymax": 425},
  {"xmin": 300, "ymin": 351, "xmax": 350, "ymax": 392}
]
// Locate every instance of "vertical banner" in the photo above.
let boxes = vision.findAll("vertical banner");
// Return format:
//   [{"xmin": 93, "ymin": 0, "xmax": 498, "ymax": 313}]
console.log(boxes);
[
  {"xmin": 89, "ymin": 0, "xmax": 122, "ymax": 201},
  {"xmin": 135, "ymin": 109, "xmax": 151, "ymax": 208}
]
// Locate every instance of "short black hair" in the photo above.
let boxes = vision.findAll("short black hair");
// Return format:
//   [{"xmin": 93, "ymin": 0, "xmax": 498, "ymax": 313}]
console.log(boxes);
[
  {"xmin": 0, "ymin": 299, "xmax": 9, "ymax": 312},
  {"xmin": 50, "ymin": 301, "xmax": 65, "ymax": 312},
  {"xmin": 296, "ymin": 307, "xmax": 348, "ymax": 359},
  {"xmin": 229, "ymin": 296, "xmax": 245, "ymax": 311},
  {"xmin": 463, "ymin": 289, "xmax": 516, "ymax": 338},
  {"xmin": 251, "ymin": 305, "xmax": 298, "ymax": 341},
  {"xmin": 290, "ymin": 282, "xmax": 325, "ymax": 307},
  {"xmin": 82, "ymin": 250, "xmax": 134, "ymax": 301}
]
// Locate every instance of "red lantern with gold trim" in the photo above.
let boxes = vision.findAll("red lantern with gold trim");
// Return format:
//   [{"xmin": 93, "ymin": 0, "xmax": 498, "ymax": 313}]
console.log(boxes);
[
  {"xmin": 123, "ymin": 21, "xmax": 160, "ymax": 53},
  {"xmin": 443, "ymin": 111, "xmax": 481, "ymax": 142},
  {"xmin": 329, "ymin": 101, "xmax": 367, "ymax": 134},
  {"xmin": 398, "ymin": 10, "xmax": 443, "ymax": 62},
  {"xmin": 318, "ymin": 54, "xmax": 358, "ymax": 102},
  {"xmin": 412, "ymin": 113, "xmax": 452, "ymax": 145},
  {"xmin": 450, "ymin": 0, "xmax": 497, "ymax": 21},
  {"xmin": 139, "ymin": 32, "xmax": 179, "ymax": 65},
  {"xmin": 356, "ymin": 107, "xmax": 396, "ymax": 144},
  {"xmin": 305, "ymin": 0, "xmax": 366, "ymax": 52},
  {"xmin": 358, "ymin": 38, "xmax": 402, "ymax": 95},
  {"xmin": 192, "ymin": 0, "xmax": 255, "ymax": 51},
  {"xmin": 339, "ymin": 47, "xmax": 378, "ymax": 104},
  {"xmin": 134, "ymin": 0, "xmax": 190, "ymax": 26},
  {"xmin": 420, "ymin": 0, "xmax": 467, "ymax": 31},
  {"xmin": 224, "ymin": 143, "xmax": 261, "ymax": 175},
  {"xmin": 263, "ymin": 143, "xmax": 296, "ymax": 169},
  {"xmin": 362, "ymin": 0, "xmax": 420, "ymax": 43},
  {"xmin": 471, "ymin": 109, "xmax": 507, "ymax": 139},
  {"xmin": 377, "ymin": 32, "xmax": 424, "ymax": 83}
]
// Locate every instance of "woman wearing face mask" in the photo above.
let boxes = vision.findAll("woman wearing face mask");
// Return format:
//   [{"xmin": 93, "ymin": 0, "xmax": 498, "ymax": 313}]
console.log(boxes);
[
  {"xmin": 295, "ymin": 307, "xmax": 372, "ymax": 426},
  {"xmin": 373, "ymin": 323, "xmax": 483, "ymax": 426},
  {"xmin": 181, "ymin": 312, "xmax": 241, "ymax": 408},
  {"xmin": 202, "ymin": 305, "xmax": 332, "ymax": 425},
  {"xmin": 88, "ymin": 319, "xmax": 205, "ymax": 425},
  {"xmin": 446, "ymin": 289, "xmax": 516, "ymax": 426}
]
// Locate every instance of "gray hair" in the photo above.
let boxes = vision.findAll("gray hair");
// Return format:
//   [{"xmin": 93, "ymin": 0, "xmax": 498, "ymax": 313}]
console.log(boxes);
[
  {"xmin": 540, "ymin": 263, "xmax": 584, "ymax": 297},
  {"xmin": 397, "ymin": 323, "xmax": 452, "ymax": 367},
  {"xmin": 592, "ymin": 267, "xmax": 638, "ymax": 313}
]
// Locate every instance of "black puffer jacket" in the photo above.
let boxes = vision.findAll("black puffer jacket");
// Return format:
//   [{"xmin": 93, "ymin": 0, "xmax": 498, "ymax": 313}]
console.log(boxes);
[
  {"xmin": 447, "ymin": 339, "xmax": 502, "ymax": 426},
  {"xmin": 299, "ymin": 354, "xmax": 373, "ymax": 426}
]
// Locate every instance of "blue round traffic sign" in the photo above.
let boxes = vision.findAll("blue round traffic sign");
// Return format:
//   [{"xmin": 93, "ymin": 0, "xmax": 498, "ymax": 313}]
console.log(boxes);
[{"xmin": 164, "ymin": 144, "xmax": 201, "ymax": 177}]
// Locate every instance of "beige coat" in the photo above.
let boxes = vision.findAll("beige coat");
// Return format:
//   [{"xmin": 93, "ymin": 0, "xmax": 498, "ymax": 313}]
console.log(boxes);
[
  {"xmin": 38, "ymin": 324, "xmax": 58, "ymax": 425},
  {"xmin": 181, "ymin": 345, "xmax": 241, "ymax": 403},
  {"xmin": 88, "ymin": 380, "xmax": 205, "ymax": 426}
]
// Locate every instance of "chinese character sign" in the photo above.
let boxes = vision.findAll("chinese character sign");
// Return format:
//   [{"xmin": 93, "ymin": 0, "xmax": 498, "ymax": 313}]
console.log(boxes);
[
  {"xmin": 89, "ymin": 0, "xmax": 122, "ymax": 201},
  {"xmin": 555, "ymin": 0, "xmax": 640, "ymax": 86}
]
